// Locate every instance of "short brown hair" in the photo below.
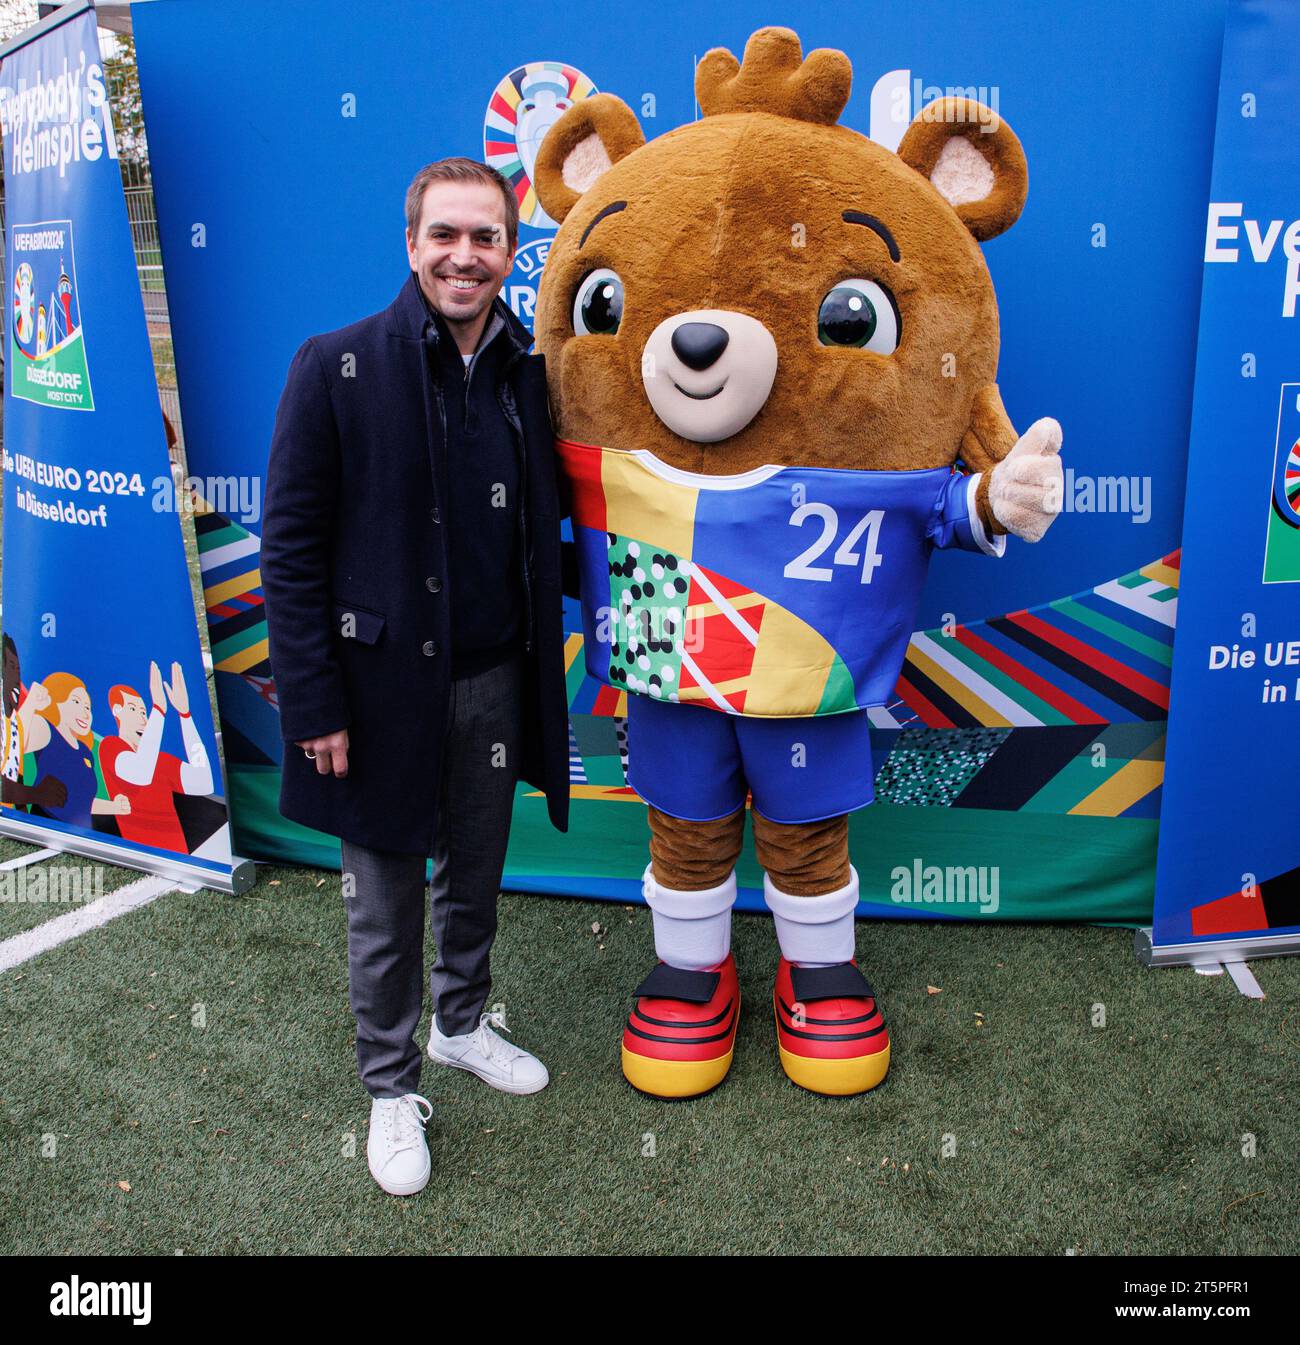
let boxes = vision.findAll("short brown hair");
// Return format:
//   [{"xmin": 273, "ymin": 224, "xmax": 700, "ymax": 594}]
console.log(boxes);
[{"xmin": 404, "ymin": 158, "xmax": 519, "ymax": 252}]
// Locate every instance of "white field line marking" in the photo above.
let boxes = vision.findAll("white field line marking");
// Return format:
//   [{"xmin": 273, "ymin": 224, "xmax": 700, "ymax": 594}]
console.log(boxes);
[
  {"xmin": 0, "ymin": 874, "xmax": 176, "ymax": 974},
  {"xmin": 0, "ymin": 847, "xmax": 58, "ymax": 871}
]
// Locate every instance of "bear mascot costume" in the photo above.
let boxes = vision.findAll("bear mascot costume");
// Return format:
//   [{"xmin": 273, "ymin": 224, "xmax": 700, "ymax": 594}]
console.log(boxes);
[{"xmin": 532, "ymin": 27, "xmax": 1063, "ymax": 1098}]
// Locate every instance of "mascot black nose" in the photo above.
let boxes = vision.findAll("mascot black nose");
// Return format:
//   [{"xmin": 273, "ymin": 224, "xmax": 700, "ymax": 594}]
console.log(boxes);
[{"xmin": 671, "ymin": 321, "xmax": 730, "ymax": 371}]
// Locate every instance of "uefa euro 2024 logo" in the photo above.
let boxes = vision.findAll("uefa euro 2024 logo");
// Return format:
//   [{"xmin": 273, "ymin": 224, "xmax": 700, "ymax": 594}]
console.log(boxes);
[
  {"xmin": 480, "ymin": 58, "xmax": 997, "ymax": 336},
  {"xmin": 9, "ymin": 218, "xmax": 93, "ymax": 411},
  {"xmin": 485, "ymin": 61, "xmax": 598, "ymax": 333}
]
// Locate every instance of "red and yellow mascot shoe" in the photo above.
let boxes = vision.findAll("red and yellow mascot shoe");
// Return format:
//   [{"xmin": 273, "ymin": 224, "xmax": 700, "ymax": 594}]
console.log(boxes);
[
  {"xmin": 763, "ymin": 869, "xmax": 889, "ymax": 1096},
  {"xmin": 622, "ymin": 954, "xmax": 741, "ymax": 1099},
  {"xmin": 625, "ymin": 863, "xmax": 740, "ymax": 1098},
  {"xmin": 773, "ymin": 957, "xmax": 890, "ymax": 1095}
]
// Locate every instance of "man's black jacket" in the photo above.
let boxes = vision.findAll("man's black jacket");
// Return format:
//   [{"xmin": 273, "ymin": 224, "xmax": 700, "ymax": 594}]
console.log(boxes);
[{"xmin": 261, "ymin": 272, "xmax": 570, "ymax": 854}]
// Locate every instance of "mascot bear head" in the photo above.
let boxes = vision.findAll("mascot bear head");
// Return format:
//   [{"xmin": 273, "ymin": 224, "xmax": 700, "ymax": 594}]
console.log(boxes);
[{"xmin": 532, "ymin": 25, "xmax": 1030, "ymax": 480}]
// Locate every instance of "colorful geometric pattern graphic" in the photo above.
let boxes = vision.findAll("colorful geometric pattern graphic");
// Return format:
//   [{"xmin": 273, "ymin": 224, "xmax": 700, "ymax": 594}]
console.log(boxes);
[
  {"xmin": 558, "ymin": 550, "xmax": 1179, "ymax": 819},
  {"xmin": 604, "ymin": 534, "xmax": 692, "ymax": 700},
  {"xmin": 1190, "ymin": 862, "xmax": 1300, "ymax": 937},
  {"xmin": 192, "ymin": 498, "xmax": 278, "ymax": 768},
  {"xmin": 560, "ymin": 437, "xmax": 979, "ymax": 718},
  {"xmin": 884, "ymin": 553, "xmax": 1176, "ymax": 730},
  {"xmin": 210, "ymin": 469, "xmax": 1177, "ymax": 828}
]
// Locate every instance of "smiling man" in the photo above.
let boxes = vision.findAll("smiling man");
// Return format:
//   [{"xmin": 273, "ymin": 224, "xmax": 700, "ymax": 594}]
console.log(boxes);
[{"xmin": 261, "ymin": 159, "xmax": 571, "ymax": 1197}]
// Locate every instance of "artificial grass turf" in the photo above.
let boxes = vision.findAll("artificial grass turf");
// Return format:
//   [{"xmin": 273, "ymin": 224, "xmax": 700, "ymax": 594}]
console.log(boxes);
[
  {"xmin": 0, "ymin": 857, "xmax": 1296, "ymax": 1256},
  {"xmin": 0, "ymin": 837, "xmax": 160, "ymax": 941}
]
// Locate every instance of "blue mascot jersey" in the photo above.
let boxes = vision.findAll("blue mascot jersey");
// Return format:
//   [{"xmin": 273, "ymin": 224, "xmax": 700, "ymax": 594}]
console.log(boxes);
[{"xmin": 558, "ymin": 438, "xmax": 1006, "ymax": 718}]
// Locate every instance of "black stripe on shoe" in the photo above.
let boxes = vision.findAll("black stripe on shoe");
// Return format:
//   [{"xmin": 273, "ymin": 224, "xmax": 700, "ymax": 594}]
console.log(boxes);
[
  {"xmin": 778, "ymin": 1018, "xmax": 889, "ymax": 1044},
  {"xmin": 625, "ymin": 1004, "xmax": 737, "ymax": 1046},
  {"xmin": 777, "ymin": 996, "xmax": 879, "ymax": 1028},
  {"xmin": 634, "ymin": 1000, "xmax": 735, "ymax": 1030}
]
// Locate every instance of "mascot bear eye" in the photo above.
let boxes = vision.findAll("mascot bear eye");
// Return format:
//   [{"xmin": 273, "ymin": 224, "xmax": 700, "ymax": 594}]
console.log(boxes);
[
  {"xmin": 573, "ymin": 268, "xmax": 624, "ymax": 336},
  {"xmin": 817, "ymin": 279, "xmax": 900, "ymax": 354}
]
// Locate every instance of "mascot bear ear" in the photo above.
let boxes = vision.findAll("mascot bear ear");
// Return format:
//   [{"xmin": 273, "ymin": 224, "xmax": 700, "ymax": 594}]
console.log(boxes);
[
  {"xmin": 534, "ymin": 93, "xmax": 646, "ymax": 225},
  {"xmin": 897, "ymin": 98, "xmax": 1028, "ymax": 242}
]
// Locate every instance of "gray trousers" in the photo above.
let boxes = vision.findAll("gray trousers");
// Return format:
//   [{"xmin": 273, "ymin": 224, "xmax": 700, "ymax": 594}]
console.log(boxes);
[{"xmin": 339, "ymin": 652, "xmax": 522, "ymax": 1099}]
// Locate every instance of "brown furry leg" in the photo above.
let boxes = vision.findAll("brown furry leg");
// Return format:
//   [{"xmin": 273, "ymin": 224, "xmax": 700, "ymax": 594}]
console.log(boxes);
[
  {"xmin": 647, "ymin": 804, "xmax": 745, "ymax": 890},
  {"xmin": 750, "ymin": 810, "xmax": 850, "ymax": 895}
]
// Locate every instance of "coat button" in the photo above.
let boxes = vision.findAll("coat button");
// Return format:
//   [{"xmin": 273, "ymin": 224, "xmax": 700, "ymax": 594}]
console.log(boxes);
[
  {"xmin": 422, "ymin": 641, "xmax": 437, "ymax": 657},
  {"xmin": 425, "ymin": 576, "xmax": 442, "ymax": 593},
  {"xmin": 430, "ymin": 507, "xmax": 441, "ymax": 523}
]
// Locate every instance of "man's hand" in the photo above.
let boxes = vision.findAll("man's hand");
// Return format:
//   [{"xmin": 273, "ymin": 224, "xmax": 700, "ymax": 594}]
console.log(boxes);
[{"xmin": 296, "ymin": 729, "xmax": 349, "ymax": 778}]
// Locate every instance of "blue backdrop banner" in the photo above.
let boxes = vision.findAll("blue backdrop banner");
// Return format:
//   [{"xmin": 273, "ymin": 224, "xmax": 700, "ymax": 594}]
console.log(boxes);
[
  {"xmin": 1153, "ymin": 0, "xmax": 1300, "ymax": 953},
  {"xmin": 134, "ymin": 0, "xmax": 1227, "ymax": 921},
  {"xmin": 0, "ymin": 2, "xmax": 243, "ymax": 890}
]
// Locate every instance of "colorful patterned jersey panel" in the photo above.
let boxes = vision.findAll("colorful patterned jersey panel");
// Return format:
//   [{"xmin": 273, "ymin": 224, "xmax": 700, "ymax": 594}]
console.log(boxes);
[{"xmin": 558, "ymin": 438, "xmax": 999, "ymax": 717}]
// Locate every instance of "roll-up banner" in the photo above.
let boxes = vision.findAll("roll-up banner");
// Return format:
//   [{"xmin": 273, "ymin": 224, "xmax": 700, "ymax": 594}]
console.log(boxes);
[
  {"xmin": 1146, "ymin": 0, "xmax": 1300, "ymax": 966},
  {"xmin": 0, "ymin": 0, "xmax": 252, "ymax": 893}
]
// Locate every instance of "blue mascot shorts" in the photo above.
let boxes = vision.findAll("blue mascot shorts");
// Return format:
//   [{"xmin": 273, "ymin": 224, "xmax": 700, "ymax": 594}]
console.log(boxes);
[{"xmin": 625, "ymin": 694, "xmax": 876, "ymax": 823}]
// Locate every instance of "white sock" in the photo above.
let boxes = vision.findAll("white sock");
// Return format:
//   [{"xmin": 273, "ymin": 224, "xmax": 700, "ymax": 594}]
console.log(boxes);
[
  {"xmin": 642, "ymin": 864, "xmax": 736, "ymax": 970},
  {"xmin": 763, "ymin": 868, "xmax": 859, "ymax": 967}
]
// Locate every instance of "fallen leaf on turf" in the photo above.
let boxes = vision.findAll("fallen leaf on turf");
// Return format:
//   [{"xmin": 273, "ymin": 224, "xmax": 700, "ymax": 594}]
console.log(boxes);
[
  {"xmin": 117, "ymin": 1181, "xmax": 131, "ymax": 1193},
  {"xmin": 927, "ymin": 985, "xmax": 942, "ymax": 995}
]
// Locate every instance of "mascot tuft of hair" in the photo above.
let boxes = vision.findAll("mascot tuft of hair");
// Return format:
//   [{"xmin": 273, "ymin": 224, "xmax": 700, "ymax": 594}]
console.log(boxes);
[{"xmin": 534, "ymin": 26, "xmax": 1062, "ymax": 1098}]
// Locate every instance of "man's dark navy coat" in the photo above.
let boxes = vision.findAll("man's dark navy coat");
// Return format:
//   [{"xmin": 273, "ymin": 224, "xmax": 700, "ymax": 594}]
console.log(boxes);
[{"xmin": 261, "ymin": 273, "xmax": 570, "ymax": 855}]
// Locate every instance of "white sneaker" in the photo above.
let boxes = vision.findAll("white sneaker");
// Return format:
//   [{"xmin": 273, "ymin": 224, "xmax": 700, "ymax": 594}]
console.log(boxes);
[
  {"xmin": 427, "ymin": 1010, "xmax": 549, "ymax": 1095},
  {"xmin": 366, "ymin": 1093, "xmax": 433, "ymax": 1196}
]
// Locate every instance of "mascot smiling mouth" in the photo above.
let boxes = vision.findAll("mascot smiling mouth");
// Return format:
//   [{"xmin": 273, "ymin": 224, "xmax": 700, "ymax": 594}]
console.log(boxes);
[{"xmin": 673, "ymin": 378, "xmax": 726, "ymax": 400}]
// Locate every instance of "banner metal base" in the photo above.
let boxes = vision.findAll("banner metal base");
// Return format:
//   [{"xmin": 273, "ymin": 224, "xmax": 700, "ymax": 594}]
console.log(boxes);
[
  {"xmin": 1135, "ymin": 926, "xmax": 1300, "ymax": 968},
  {"xmin": 0, "ymin": 816, "xmax": 255, "ymax": 895}
]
